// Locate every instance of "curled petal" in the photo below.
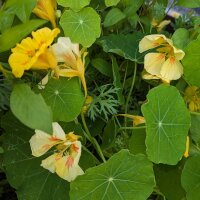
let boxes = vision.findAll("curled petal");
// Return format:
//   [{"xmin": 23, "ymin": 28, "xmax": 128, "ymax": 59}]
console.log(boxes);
[
  {"xmin": 144, "ymin": 53, "xmax": 165, "ymax": 76},
  {"xmin": 160, "ymin": 57, "xmax": 183, "ymax": 81},
  {"xmin": 173, "ymin": 46, "xmax": 185, "ymax": 60},
  {"xmin": 52, "ymin": 122, "xmax": 66, "ymax": 141}
]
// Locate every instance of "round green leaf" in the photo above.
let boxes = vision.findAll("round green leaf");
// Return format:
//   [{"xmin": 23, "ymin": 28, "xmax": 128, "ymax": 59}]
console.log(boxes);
[
  {"xmin": 182, "ymin": 37, "xmax": 200, "ymax": 87},
  {"xmin": 105, "ymin": 0, "xmax": 120, "ymax": 7},
  {"xmin": 142, "ymin": 85, "xmax": 191, "ymax": 165},
  {"xmin": 57, "ymin": 0, "xmax": 90, "ymax": 11},
  {"xmin": 181, "ymin": 155, "xmax": 200, "ymax": 200},
  {"xmin": 10, "ymin": 83, "xmax": 53, "ymax": 133},
  {"xmin": 70, "ymin": 149, "xmax": 155, "ymax": 200},
  {"xmin": 60, "ymin": 7, "xmax": 101, "ymax": 47},
  {"xmin": 41, "ymin": 77, "xmax": 84, "ymax": 122}
]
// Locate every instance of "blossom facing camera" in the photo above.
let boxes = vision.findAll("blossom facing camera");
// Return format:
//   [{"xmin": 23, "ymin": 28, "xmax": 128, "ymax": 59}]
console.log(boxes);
[
  {"xmin": 29, "ymin": 122, "xmax": 84, "ymax": 182},
  {"xmin": 139, "ymin": 34, "xmax": 185, "ymax": 83},
  {"xmin": 8, "ymin": 27, "xmax": 60, "ymax": 78}
]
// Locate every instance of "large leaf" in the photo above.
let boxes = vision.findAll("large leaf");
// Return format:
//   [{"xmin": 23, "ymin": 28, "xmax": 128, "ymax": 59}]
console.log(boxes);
[
  {"xmin": 0, "ymin": 19, "xmax": 46, "ymax": 52},
  {"xmin": 105, "ymin": 0, "xmax": 120, "ymax": 7},
  {"xmin": 41, "ymin": 77, "xmax": 85, "ymax": 122},
  {"xmin": 99, "ymin": 33, "xmax": 144, "ymax": 63},
  {"xmin": 10, "ymin": 83, "xmax": 53, "ymax": 133},
  {"xmin": 1, "ymin": 113, "xmax": 70, "ymax": 200},
  {"xmin": 181, "ymin": 155, "xmax": 200, "ymax": 200},
  {"xmin": 57, "ymin": 0, "xmax": 90, "ymax": 11},
  {"xmin": 142, "ymin": 85, "xmax": 191, "ymax": 165},
  {"xmin": 177, "ymin": 0, "xmax": 200, "ymax": 8},
  {"xmin": 60, "ymin": 7, "xmax": 101, "ymax": 47},
  {"xmin": 70, "ymin": 149, "xmax": 155, "ymax": 200},
  {"xmin": 4, "ymin": 0, "xmax": 37, "ymax": 22},
  {"xmin": 182, "ymin": 37, "xmax": 200, "ymax": 87}
]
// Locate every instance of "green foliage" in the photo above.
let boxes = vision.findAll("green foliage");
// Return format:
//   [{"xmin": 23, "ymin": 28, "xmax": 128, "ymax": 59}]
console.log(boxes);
[
  {"xmin": 142, "ymin": 85, "xmax": 191, "ymax": 165},
  {"xmin": 105, "ymin": 0, "xmax": 120, "ymax": 7},
  {"xmin": 57, "ymin": 0, "xmax": 90, "ymax": 11},
  {"xmin": 177, "ymin": 0, "xmax": 200, "ymax": 8},
  {"xmin": 41, "ymin": 77, "xmax": 85, "ymax": 122},
  {"xmin": 60, "ymin": 7, "xmax": 101, "ymax": 47},
  {"xmin": 88, "ymin": 85, "xmax": 120, "ymax": 121},
  {"xmin": 70, "ymin": 150, "xmax": 155, "ymax": 200},
  {"xmin": 10, "ymin": 83, "xmax": 53, "ymax": 133}
]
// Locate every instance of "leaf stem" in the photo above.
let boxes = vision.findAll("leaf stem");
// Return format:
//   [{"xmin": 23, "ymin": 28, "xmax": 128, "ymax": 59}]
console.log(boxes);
[
  {"xmin": 81, "ymin": 112, "xmax": 106, "ymax": 163},
  {"xmin": 118, "ymin": 126, "xmax": 146, "ymax": 131}
]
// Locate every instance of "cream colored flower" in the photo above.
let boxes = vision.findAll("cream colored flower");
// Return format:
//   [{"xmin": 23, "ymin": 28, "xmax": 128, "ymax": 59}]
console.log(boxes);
[
  {"xmin": 29, "ymin": 122, "xmax": 83, "ymax": 182},
  {"xmin": 52, "ymin": 37, "xmax": 88, "ymax": 96},
  {"xmin": 139, "ymin": 34, "xmax": 185, "ymax": 83}
]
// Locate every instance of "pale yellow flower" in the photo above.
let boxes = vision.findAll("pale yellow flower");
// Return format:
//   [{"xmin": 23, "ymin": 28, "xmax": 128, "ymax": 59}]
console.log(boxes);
[
  {"xmin": 184, "ymin": 86, "xmax": 200, "ymax": 112},
  {"xmin": 139, "ymin": 34, "xmax": 185, "ymax": 82},
  {"xmin": 33, "ymin": 0, "xmax": 57, "ymax": 28},
  {"xmin": 119, "ymin": 114, "xmax": 145, "ymax": 126},
  {"xmin": 52, "ymin": 37, "xmax": 88, "ymax": 96},
  {"xmin": 151, "ymin": 19, "xmax": 171, "ymax": 32},
  {"xmin": 29, "ymin": 122, "xmax": 84, "ymax": 182},
  {"xmin": 9, "ymin": 27, "xmax": 60, "ymax": 78}
]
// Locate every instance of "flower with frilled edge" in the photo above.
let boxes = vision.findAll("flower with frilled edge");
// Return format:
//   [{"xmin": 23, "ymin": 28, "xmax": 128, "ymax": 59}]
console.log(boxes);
[
  {"xmin": 29, "ymin": 122, "xmax": 84, "ymax": 182},
  {"xmin": 52, "ymin": 37, "xmax": 88, "ymax": 97},
  {"xmin": 139, "ymin": 34, "xmax": 185, "ymax": 83},
  {"xmin": 33, "ymin": 0, "xmax": 57, "ymax": 28},
  {"xmin": 8, "ymin": 27, "xmax": 60, "ymax": 78}
]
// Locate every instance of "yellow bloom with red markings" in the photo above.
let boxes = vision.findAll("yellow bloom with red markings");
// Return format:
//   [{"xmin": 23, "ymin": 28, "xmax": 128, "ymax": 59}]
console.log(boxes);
[
  {"xmin": 33, "ymin": 0, "xmax": 57, "ymax": 28},
  {"xmin": 29, "ymin": 122, "xmax": 83, "ymax": 182},
  {"xmin": 8, "ymin": 27, "xmax": 60, "ymax": 78},
  {"xmin": 139, "ymin": 34, "xmax": 185, "ymax": 83}
]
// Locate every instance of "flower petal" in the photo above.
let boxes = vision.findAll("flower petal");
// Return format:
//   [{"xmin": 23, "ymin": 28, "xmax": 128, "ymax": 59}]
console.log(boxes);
[
  {"xmin": 52, "ymin": 122, "xmax": 66, "ymax": 141},
  {"xmin": 139, "ymin": 34, "xmax": 168, "ymax": 53},
  {"xmin": 173, "ymin": 46, "xmax": 185, "ymax": 60},
  {"xmin": 160, "ymin": 57, "xmax": 183, "ymax": 80},
  {"xmin": 144, "ymin": 53, "xmax": 165, "ymax": 76}
]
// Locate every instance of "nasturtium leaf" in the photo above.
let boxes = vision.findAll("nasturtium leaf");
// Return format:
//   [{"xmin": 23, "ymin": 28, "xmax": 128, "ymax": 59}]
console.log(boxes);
[
  {"xmin": 123, "ymin": 0, "xmax": 144, "ymax": 16},
  {"xmin": 172, "ymin": 28, "xmax": 190, "ymax": 50},
  {"xmin": 103, "ymin": 8, "xmax": 126, "ymax": 27},
  {"xmin": 57, "ymin": 0, "xmax": 90, "ymax": 11},
  {"xmin": 91, "ymin": 58, "xmax": 112, "ymax": 77},
  {"xmin": 177, "ymin": 0, "xmax": 200, "ymax": 8},
  {"xmin": 190, "ymin": 113, "xmax": 200, "ymax": 143},
  {"xmin": 70, "ymin": 150, "xmax": 155, "ymax": 200},
  {"xmin": 1, "ymin": 113, "xmax": 70, "ymax": 200},
  {"xmin": 105, "ymin": 0, "xmax": 120, "ymax": 7},
  {"xmin": 154, "ymin": 161, "xmax": 186, "ymax": 200},
  {"xmin": 99, "ymin": 33, "xmax": 144, "ymax": 63},
  {"xmin": 182, "ymin": 37, "xmax": 200, "ymax": 87},
  {"xmin": 60, "ymin": 7, "xmax": 101, "ymax": 47},
  {"xmin": 142, "ymin": 84, "xmax": 191, "ymax": 165},
  {"xmin": 0, "ymin": 9, "xmax": 14, "ymax": 32},
  {"xmin": 41, "ymin": 77, "xmax": 84, "ymax": 122},
  {"xmin": 0, "ymin": 19, "xmax": 47, "ymax": 52},
  {"xmin": 181, "ymin": 155, "xmax": 200, "ymax": 200},
  {"xmin": 10, "ymin": 83, "xmax": 53, "ymax": 133},
  {"xmin": 4, "ymin": 0, "xmax": 37, "ymax": 22}
]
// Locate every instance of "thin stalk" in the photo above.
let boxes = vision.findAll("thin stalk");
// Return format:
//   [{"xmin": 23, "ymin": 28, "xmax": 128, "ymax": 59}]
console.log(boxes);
[
  {"xmin": 81, "ymin": 112, "xmax": 106, "ymax": 163},
  {"xmin": 118, "ymin": 126, "xmax": 146, "ymax": 131}
]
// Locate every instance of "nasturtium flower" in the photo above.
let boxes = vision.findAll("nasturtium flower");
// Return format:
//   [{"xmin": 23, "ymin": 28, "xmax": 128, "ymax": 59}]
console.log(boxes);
[
  {"xmin": 9, "ymin": 27, "xmax": 60, "ymax": 78},
  {"xmin": 119, "ymin": 114, "xmax": 145, "ymax": 126},
  {"xmin": 29, "ymin": 122, "xmax": 84, "ymax": 182},
  {"xmin": 139, "ymin": 34, "xmax": 185, "ymax": 83},
  {"xmin": 52, "ymin": 37, "xmax": 88, "ymax": 96},
  {"xmin": 151, "ymin": 19, "xmax": 171, "ymax": 32},
  {"xmin": 33, "ymin": 0, "xmax": 57, "ymax": 28},
  {"xmin": 184, "ymin": 86, "xmax": 200, "ymax": 112}
]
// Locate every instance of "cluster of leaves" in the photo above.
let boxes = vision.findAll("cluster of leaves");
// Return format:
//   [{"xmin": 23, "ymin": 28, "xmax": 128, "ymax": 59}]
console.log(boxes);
[{"xmin": 1, "ymin": 0, "xmax": 200, "ymax": 200}]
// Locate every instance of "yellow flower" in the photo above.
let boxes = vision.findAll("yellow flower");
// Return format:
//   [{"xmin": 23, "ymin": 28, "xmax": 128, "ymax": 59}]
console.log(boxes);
[
  {"xmin": 33, "ymin": 0, "xmax": 57, "ymax": 28},
  {"xmin": 29, "ymin": 122, "xmax": 84, "ymax": 182},
  {"xmin": 8, "ymin": 27, "xmax": 60, "ymax": 78},
  {"xmin": 184, "ymin": 86, "xmax": 200, "ymax": 112},
  {"xmin": 119, "ymin": 114, "xmax": 145, "ymax": 126},
  {"xmin": 52, "ymin": 37, "xmax": 88, "ymax": 97},
  {"xmin": 82, "ymin": 95, "xmax": 93, "ymax": 114},
  {"xmin": 139, "ymin": 34, "xmax": 185, "ymax": 83},
  {"xmin": 151, "ymin": 19, "xmax": 171, "ymax": 32},
  {"xmin": 184, "ymin": 136, "xmax": 189, "ymax": 158}
]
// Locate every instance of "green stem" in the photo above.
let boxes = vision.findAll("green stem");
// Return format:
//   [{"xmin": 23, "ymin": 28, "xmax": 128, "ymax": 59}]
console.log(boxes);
[
  {"xmin": 118, "ymin": 126, "xmax": 146, "ymax": 131},
  {"xmin": 82, "ymin": 146, "xmax": 100, "ymax": 164},
  {"xmin": 81, "ymin": 112, "xmax": 106, "ymax": 163}
]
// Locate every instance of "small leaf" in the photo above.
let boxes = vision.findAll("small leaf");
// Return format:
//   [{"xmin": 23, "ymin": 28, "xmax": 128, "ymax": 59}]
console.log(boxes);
[
  {"xmin": 70, "ymin": 150, "xmax": 155, "ymax": 200},
  {"xmin": 0, "ymin": 19, "xmax": 47, "ymax": 52},
  {"xmin": 103, "ymin": 8, "xmax": 126, "ymax": 27},
  {"xmin": 1, "ymin": 113, "xmax": 70, "ymax": 200},
  {"xmin": 105, "ymin": 0, "xmax": 120, "ymax": 7},
  {"xmin": 182, "ymin": 37, "xmax": 200, "ymax": 87},
  {"xmin": 41, "ymin": 77, "xmax": 85, "ymax": 122},
  {"xmin": 57, "ymin": 0, "xmax": 90, "ymax": 11},
  {"xmin": 99, "ymin": 33, "xmax": 144, "ymax": 63},
  {"xmin": 60, "ymin": 7, "xmax": 101, "ymax": 47},
  {"xmin": 10, "ymin": 83, "xmax": 53, "ymax": 133},
  {"xmin": 0, "ymin": 9, "xmax": 14, "ymax": 32},
  {"xmin": 181, "ymin": 154, "xmax": 200, "ymax": 200},
  {"xmin": 142, "ymin": 84, "xmax": 191, "ymax": 165}
]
